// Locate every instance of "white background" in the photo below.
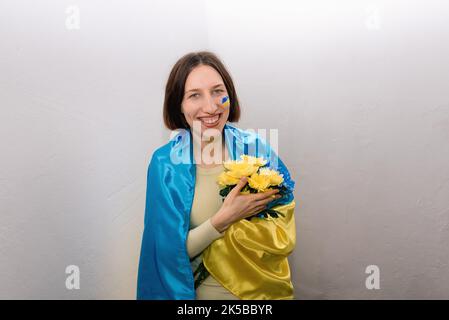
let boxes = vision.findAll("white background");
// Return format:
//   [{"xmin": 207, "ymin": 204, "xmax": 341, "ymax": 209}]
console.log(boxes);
[{"xmin": 1, "ymin": 0, "xmax": 448, "ymax": 299}]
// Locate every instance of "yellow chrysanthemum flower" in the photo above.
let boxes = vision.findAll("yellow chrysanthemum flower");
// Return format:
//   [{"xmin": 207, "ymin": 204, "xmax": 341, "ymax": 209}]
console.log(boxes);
[
  {"xmin": 258, "ymin": 167, "xmax": 284, "ymax": 186},
  {"xmin": 240, "ymin": 155, "xmax": 267, "ymax": 167},
  {"xmin": 223, "ymin": 160, "xmax": 259, "ymax": 179},
  {"xmin": 247, "ymin": 172, "xmax": 272, "ymax": 192},
  {"xmin": 217, "ymin": 155, "xmax": 283, "ymax": 193},
  {"xmin": 217, "ymin": 171, "xmax": 241, "ymax": 187}
]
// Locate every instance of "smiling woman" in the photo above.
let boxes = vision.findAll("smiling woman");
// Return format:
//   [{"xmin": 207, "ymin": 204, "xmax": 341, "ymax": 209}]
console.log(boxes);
[
  {"xmin": 182, "ymin": 66, "xmax": 229, "ymax": 130},
  {"xmin": 163, "ymin": 52, "xmax": 242, "ymax": 167},
  {"xmin": 163, "ymin": 52, "xmax": 241, "ymax": 132},
  {"xmin": 137, "ymin": 51, "xmax": 297, "ymax": 300}
]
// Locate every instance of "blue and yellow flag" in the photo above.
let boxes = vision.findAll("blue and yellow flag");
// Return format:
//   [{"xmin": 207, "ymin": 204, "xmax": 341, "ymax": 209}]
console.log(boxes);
[{"xmin": 137, "ymin": 123, "xmax": 296, "ymax": 299}]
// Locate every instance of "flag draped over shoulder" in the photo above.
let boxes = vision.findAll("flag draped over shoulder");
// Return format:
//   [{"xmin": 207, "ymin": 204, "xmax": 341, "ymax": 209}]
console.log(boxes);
[{"xmin": 137, "ymin": 123, "xmax": 296, "ymax": 300}]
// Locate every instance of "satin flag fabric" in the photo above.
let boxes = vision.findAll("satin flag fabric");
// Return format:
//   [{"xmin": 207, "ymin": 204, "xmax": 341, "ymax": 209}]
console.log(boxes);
[
  {"xmin": 202, "ymin": 201, "xmax": 296, "ymax": 299},
  {"xmin": 137, "ymin": 123, "xmax": 296, "ymax": 299}
]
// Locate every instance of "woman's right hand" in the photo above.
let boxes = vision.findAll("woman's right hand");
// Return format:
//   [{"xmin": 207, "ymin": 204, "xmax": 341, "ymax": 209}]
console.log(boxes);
[{"xmin": 211, "ymin": 176, "xmax": 281, "ymax": 233}]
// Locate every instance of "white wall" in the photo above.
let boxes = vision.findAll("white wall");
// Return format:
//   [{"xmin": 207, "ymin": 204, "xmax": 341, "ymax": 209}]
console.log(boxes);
[
  {"xmin": 1, "ymin": 0, "xmax": 449, "ymax": 299},
  {"xmin": 0, "ymin": 0, "xmax": 209, "ymax": 299},
  {"xmin": 205, "ymin": 0, "xmax": 449, "ymax": 299}
]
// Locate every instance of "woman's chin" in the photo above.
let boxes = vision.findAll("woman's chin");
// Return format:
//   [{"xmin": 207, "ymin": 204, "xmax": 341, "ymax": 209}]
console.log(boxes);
[{"xmin": 201, "ymin": 121, "xmax": 225, "ymax": 138}]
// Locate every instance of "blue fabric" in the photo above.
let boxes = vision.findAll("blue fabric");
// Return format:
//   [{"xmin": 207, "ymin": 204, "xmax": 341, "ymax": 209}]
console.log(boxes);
[{"xmin": 136, "ymin": 123, "xmax": 296, "ymax": 299}]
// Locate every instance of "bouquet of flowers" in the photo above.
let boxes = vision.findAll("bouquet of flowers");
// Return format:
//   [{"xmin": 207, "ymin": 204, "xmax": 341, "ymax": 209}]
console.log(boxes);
[
  {"xmin": 216, "ymin": 155, "xmax": 290, "ymax": 220},
  {"xmin": 194, "ymin": 154, "xmax": 294, "ymax": 290}
]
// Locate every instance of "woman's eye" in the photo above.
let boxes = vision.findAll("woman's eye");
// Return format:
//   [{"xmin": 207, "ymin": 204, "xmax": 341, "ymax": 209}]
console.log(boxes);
[
  {"xmin": 214, "ymin": 89, "xmax": 224, "ymax": 93},
  {"xmin": 189, "ymin": 93, "xmax": 199, "ymax": 98}
]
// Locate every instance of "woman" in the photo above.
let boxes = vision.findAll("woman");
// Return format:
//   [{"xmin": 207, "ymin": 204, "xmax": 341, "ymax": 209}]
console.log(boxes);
[{"xmin": 137, "ymin": 51, "xmax": 296, "ymax": 300}]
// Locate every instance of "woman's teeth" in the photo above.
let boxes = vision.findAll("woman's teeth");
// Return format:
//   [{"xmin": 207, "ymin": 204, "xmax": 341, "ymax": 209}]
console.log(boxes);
[{"xmin": 200, "ymin": 114, "xmax": 220, "ymax": 124}]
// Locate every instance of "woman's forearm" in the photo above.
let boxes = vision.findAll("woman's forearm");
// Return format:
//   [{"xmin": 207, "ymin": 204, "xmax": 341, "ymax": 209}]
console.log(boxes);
[
  {"xmin": 186, "ymin": 218, "xmax": 225, "ymax": 258},
  {"xmin": 210, "ymin": 209, "xmax": 232, "ymax": 233}
]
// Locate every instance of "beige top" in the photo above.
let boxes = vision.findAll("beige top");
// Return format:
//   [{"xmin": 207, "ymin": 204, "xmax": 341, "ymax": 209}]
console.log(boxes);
[
  {"xmin": 186, "ymin": 163, "xmax": 240, "ymax": 300},
  {"xmin": 186, "ymin": 164, "xmax": 225, "ymax": 259}
]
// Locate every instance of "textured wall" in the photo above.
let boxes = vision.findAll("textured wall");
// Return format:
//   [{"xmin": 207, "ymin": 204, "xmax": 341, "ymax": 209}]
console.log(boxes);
[
  {"xmin": 205, "ymin": 0, "xmax": 449, "ymax": 299},
  {"xmin": 1, "ymin": 0, "xmax": 449, "ymax": 299},
  {"xmin": 0, "ymin": 0, "xmax": 209, "ymax": 299}
]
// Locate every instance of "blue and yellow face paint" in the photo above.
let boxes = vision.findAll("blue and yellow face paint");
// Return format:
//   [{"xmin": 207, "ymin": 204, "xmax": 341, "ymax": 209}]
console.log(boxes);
[{"xmin": 219, "ymin": 96, "xmax": 230, "ymax": 109}]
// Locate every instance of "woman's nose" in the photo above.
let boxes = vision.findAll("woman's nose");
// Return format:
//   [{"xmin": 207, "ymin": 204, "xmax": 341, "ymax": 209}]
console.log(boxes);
[{"xmin": 203, "ymin": 94, "xmax": 219, "ymax": 113}]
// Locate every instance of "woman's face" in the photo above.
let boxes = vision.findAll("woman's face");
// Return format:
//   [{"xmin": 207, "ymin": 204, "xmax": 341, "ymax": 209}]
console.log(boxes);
[{"xmin": 181, "ymin": 64, "xmax": 230, "ymax": 137}]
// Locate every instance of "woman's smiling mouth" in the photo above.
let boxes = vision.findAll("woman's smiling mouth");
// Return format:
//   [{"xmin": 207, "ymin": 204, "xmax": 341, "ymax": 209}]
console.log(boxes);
[{"xmin": 198, "ymin": 114, "xmax": 221, "ymax": 127}]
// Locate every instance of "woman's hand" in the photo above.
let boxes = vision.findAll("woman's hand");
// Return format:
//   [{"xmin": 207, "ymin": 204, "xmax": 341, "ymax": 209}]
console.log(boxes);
[{"xmin": 211, "ymin": 177, "xmax": 281, "ymax": 233}]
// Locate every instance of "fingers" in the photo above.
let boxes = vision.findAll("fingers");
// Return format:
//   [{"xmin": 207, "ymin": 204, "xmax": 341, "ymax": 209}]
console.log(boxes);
[
  {"xmin": 253, "ymin": 188, "xmax": 280, "ymax": 201},
  {"xmin": 230, "ymin": 176, "xmax": 248, "ymax": 196},
  {"xmin": 244, "ymin": 204, "xmax": 266, "ymax": 219},
  {"xmin": 254, "ymin": 204, "xmax": 267, "ymax": 213},
  {"xmin": 248, "ymin": 204, "xmax": 268, "ymax": 218},
  {"xmin": 254, "ymin": 194, "xmax": 281, "ymax": 207}
]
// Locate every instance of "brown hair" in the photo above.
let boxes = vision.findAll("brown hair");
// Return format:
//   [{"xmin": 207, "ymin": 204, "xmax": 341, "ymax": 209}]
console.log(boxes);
[{"xmin": 163, "ymin": 51, "xmax": 241, "ymax": 130}]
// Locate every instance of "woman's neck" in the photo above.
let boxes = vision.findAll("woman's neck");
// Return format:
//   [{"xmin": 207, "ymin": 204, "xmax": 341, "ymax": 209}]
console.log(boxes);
[{"xmin": 193, "ymin": 132, "xmax": 227, "ymax": 167}]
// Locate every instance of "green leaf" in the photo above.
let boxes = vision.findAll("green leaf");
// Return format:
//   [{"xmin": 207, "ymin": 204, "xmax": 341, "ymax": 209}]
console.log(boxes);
[
  {"xmin": 244, "ymin": 208, "xmax": 285, "ymax": 221},
  {"xmin": 193, "ymin": 262, "xmax": 210, "ymax": 289},
  {"xmin": 219, "ymin": 186, "xmax": 231, "ymax": 198},
  {"xmin": 266, "ymin": 209, "xmax": 284, "ymax": 218}
]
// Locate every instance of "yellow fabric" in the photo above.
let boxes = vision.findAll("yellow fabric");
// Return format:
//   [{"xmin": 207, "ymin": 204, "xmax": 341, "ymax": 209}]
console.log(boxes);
[{"xmin": 202, "ymin": 200, "xmax": 296, "ymax": 300}]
